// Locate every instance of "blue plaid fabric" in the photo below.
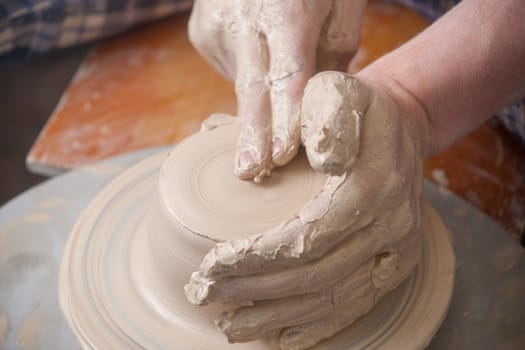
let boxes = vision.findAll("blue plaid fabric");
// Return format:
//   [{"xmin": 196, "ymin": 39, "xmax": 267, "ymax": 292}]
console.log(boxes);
[
  {"xmin": 1, "ymin": 0, "xmax": 523, "ymax": 142},
  {"xmin": 0, "ymin": 0, "xmax": 192, "ymax": 65}
]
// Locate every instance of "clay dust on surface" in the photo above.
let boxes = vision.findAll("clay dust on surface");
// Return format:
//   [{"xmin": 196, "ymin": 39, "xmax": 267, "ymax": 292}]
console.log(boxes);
[{"xmin": 15, "ymin": 310, "xmax": 44, "ymax": 350}]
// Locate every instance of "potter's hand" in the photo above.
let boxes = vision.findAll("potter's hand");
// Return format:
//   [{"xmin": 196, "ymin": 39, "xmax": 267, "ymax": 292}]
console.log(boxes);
[
  {"xmin": 189, "ymin": 0, "xmax": 366, "ymax": 182},
  {"xmin": 185, "ymin": 72, "xmax": 429, "ymax": 349}
]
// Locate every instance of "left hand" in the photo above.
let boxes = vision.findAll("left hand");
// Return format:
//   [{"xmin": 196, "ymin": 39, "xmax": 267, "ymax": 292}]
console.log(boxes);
[
  {"xmin": 185, "ymin": 72, "xmax": 428, "ymax": 349},
  {"xmin": 188, "ymin": 0, "xmax": 366, "ymax": 181}
]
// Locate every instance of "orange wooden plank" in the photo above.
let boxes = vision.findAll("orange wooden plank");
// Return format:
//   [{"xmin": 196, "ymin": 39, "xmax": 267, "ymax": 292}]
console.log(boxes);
[{"xmin": 27, "ymin": 13, "xmax": 235, "ymax": 173}]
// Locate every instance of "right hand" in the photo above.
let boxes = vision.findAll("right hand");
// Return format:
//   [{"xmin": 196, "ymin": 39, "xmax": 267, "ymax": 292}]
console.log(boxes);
[
  {"xmin": 186, "ymin": 72, "xmax": 431, "ymax": 349},
  {"xmin": 188, "ymin": 0, "xmax": 367, "ymax": 181}
]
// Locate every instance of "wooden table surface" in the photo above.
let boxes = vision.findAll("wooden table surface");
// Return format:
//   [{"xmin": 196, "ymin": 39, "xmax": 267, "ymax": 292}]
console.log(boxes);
[{"xmin": 26, "ymin": 0, "xmax": 525, "ymax": 240}]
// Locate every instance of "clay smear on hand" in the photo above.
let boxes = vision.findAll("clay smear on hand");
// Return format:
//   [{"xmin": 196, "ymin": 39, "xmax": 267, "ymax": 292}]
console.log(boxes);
[{"xmin": 185, "ymin": 73, "xmax": 425, "ymax": 349}]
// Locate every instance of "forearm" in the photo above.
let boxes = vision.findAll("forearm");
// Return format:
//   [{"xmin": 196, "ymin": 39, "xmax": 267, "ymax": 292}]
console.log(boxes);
[{"xmin": 357, "ymin": 0, "xmax": 525, "ymax": 155}]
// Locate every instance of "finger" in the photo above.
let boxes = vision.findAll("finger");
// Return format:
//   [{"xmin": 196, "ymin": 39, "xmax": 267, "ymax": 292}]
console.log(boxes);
[
  {"xmin": 316, "ymin": 0, "xmax": 367, "ymax": 72},
  {"xmin": 216, "ymin": 235, "xmax": 421, "ymax": 345},
  {"xmin": 186, "ymin": 199, "xmax": 420, "ymax": 305},
  {"xmin": 188, "ymin": 0, "xmax": 236, "ymax": 80},
  {"xmin": 216, "ymin": 263, "xmax": 372, "ymax": 343},
  {"xmin": 195, "ymin": 161, "xmax": 409, "ymax": 284},
  {"xmin": 233, "ymin": 29, "xmax": 273, "ymax": 182},
  {"xmin": 279, "ymin": 236, "xmax": 422, "ymax": 350},
  {"xmin": 198, "ymin": 217, "xmax": 313, "ymax": 280},
  {"xmin": 195, "ymin": 176, "xmax": 349, "ymax": 281},
  {"xmin": 216, "ymin": 293, "xmax": 333, "ymax": 343},
  {"xmin": 278, "ymin": 289, "xmax": 374, "ymax": 350},
  {"xmin": 185, "ymin": 218, "xmax": 398, "ymax": 305},
  {"xmin": 192, "ymin": 171, "xmax": 379, "ymax": 282},
  {"xmin": 301, "ymin": 72, "xmax": 371, "ymax": 175},
  {"xmin": 266, "ymin": 22, "xmax": 321, "ymax": 167}
]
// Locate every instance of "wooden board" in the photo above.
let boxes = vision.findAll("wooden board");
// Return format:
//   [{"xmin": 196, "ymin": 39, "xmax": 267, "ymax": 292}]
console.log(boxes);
[{"xmin": 27, "ymin": 0, "xmax": 525, "ymax": 239}]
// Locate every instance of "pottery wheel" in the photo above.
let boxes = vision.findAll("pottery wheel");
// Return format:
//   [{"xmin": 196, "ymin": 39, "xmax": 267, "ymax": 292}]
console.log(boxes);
[{"xmin": 59, "ymin": 123, "xmax": 455, "ymax": 349}]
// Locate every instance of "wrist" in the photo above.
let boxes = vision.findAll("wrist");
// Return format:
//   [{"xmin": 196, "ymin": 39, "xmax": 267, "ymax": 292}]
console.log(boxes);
[{"xmin": 355, "ymin": 67, "xmax": 436, "ymax": 158}]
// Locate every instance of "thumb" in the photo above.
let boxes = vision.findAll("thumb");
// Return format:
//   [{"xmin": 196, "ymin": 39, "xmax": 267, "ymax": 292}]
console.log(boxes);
[{"xmin": 301, "ymin": 72, "xmax": 370, "ymax": 175}]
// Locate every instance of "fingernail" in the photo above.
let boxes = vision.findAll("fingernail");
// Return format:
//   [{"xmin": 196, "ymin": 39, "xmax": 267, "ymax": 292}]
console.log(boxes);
[{"xmin": 238, "ymin": 150, "xmax": 255, "ymax": 170}]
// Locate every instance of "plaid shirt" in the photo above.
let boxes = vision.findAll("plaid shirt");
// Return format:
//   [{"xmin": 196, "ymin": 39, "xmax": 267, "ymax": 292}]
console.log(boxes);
[
  {"xmin": 1, "ymin": 0, "xmax": 523, "ymax": 142},
  {"xmin": 0, "ymin": 0, "xmax": 192, "ymax": 64}
]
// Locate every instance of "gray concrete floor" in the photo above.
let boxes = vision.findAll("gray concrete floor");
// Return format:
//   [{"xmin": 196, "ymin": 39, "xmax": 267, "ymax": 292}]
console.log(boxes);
[{"xmin": 0, "ymin": 46, "xmax": 90, "ymax": 206}]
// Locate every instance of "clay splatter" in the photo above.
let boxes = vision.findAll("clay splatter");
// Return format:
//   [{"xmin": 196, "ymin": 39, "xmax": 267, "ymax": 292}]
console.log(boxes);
[
  {"xmin": 432, "ymin": 169, "xmax": 449, "ymax": 188},
  {"xmin": 16, "ymin": 310, "xmax": 44, "ymax": 350},
  {"xmin": 15, "ymin": 213, "xmax": 51, "ymax": 228},
  {"xmin": 38, "ymin": 197, "xmax": 65, "ymax": 209}
]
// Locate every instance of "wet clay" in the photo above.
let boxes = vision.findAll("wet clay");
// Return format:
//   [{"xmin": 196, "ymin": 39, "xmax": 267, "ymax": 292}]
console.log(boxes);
[
  {"xmin": 159, "ymin": 121, "xmax": 327, "ymax": 241},
  {"xmin": 59, "ymin": 121, "xmax": 454, "ymax": 349}
]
